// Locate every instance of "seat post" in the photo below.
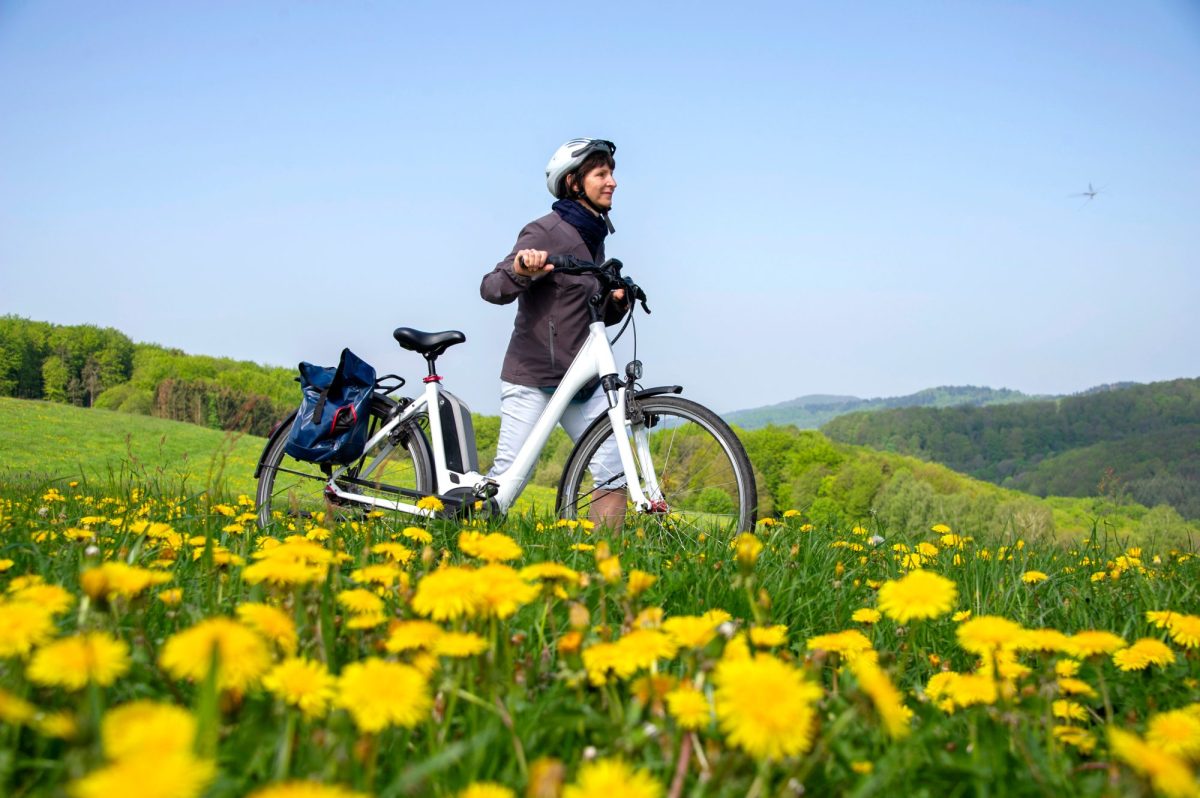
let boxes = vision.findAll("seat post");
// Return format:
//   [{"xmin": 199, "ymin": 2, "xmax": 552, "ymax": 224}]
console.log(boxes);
[{"xmin": 423, "ymin": 355, "xmax": 441, "ymax": 383}]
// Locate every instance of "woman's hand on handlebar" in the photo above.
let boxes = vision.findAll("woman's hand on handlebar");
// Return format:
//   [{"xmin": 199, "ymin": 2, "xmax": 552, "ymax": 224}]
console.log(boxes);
[{"xmin": 514, "ymin": 250, "xmax": 553, "ymax": 278}]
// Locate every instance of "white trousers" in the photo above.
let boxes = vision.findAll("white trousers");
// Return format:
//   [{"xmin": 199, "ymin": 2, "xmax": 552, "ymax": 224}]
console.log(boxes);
[{"xmin": 488, "ymin": 380, "xmax": 626, "ymax": 489}]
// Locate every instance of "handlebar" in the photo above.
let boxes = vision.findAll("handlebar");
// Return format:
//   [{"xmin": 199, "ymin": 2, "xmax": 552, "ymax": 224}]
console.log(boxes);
[{"xmin": 544, "ymin": 255, "xmax": 651, "ymax": 315}]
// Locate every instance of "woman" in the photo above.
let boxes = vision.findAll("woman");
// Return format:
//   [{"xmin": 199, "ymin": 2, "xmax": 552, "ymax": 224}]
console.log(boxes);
[{"xmin": 480, "ymin": 138, "xmax": 628, "ymax": 527}]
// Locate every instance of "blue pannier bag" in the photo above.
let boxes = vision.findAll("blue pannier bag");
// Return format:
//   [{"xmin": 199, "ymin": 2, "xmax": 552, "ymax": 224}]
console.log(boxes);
[{"xmin": 284, "ymin": 348, "xmax": 377, "ymax": 465}]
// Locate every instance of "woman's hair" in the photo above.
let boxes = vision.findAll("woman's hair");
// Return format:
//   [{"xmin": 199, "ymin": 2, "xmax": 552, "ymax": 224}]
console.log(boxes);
[{"xmin": 565, "ymin": 150, "xmax": 616, "ymax": 197}]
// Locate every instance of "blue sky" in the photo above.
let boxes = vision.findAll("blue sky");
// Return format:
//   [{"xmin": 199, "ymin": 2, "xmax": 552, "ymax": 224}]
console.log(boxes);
[{"xmin": 2, "ymin": 0, "xmax": 1198, "ymax": 414}]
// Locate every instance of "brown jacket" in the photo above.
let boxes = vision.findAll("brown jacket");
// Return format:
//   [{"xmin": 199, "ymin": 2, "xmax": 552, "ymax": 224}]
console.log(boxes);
[{"xmin": 480, "ymin": 211, "xmax": 619, "ymax": 386}]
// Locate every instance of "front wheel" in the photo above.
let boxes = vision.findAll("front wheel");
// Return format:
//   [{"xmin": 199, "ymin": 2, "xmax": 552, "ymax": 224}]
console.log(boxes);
[
  {"xmin": 556, "ymin": 394, "xmax": 757, "ymax": 537},
  {"xmin": 256, "ymin": 397, "xmax": 434, "ymax": 529}
]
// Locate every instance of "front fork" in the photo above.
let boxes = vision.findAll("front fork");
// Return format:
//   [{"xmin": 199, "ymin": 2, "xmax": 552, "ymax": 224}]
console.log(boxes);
[{"xmin": 602, "ymin": 378, "xmax": 666, "ymax": 513}]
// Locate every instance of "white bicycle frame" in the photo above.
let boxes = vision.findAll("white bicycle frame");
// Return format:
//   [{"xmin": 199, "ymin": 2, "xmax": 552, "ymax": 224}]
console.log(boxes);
[{"xmin": 322, "ymin": 320, "xmax": 661, "ymax": 518}]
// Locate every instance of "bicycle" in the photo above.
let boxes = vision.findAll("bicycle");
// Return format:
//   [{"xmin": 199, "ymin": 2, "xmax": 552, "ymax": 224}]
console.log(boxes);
[{"xmin": 254, "ymin": 256, "xmax": 758, "ymax": 537}]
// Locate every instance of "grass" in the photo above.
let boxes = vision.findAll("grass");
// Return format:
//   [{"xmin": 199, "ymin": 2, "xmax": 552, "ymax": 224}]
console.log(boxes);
[{"xmin": 0, "ymin": 475, "xmax": 1197, "ymax": 796}]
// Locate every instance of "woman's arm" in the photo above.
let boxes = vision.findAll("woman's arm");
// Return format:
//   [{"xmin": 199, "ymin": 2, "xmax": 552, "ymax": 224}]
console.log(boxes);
[{"xmin": 480, "ymin": 222, "xmax": 552, "ymax": 305}]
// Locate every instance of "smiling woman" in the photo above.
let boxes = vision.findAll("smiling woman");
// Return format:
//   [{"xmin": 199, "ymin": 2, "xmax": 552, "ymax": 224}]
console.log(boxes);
[{"xmin": 480, "ymin": 138, "xmax": 632, "ymax": 530}]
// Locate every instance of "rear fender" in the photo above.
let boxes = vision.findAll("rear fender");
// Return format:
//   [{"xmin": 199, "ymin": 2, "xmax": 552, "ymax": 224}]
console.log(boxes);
[{"xmin": 255, "ymin": 410, "xmax": 298, "ymax": 479}]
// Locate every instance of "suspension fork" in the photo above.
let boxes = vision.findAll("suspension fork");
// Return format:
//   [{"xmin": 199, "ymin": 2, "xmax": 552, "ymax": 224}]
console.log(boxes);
[{"xmin": 602, "ymin": 379, "xmax": 665, "ymax": 512}]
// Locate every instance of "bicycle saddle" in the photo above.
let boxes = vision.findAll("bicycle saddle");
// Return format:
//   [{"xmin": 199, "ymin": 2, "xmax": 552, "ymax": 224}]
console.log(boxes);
[{"xmin": 393, "ymin": 327, "xmax": 466, "ymax": 358}]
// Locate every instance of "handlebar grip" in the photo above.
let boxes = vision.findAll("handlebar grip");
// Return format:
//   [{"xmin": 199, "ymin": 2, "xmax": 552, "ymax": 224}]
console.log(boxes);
[{"xmin": 547, "ymin": 254, "xmax": 590, "ymax": 270}]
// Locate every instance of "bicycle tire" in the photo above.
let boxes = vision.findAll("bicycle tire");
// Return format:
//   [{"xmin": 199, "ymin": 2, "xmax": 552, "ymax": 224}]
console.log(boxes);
[
  {"xmin": 556, "ymin": 394, "xmax": 758, "ymax": 537},
  {"xmin": 256, "ymin": 396, "xmax": 434, "ymax": 529}
]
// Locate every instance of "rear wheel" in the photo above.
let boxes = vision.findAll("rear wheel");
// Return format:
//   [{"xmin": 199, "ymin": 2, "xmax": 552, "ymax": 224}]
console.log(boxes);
[
  {"xmin": 556, "ymin": 395, "xmax": 757, "ymax": 539},
  {"xmin": 256, "ymin": 397, "xmax": 434, "ymax": 529}
]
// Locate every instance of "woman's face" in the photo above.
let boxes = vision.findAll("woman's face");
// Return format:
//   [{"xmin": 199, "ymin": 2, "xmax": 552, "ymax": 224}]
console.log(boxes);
[{"xmin": 578, "ymin": 164, "xmax": 617, "ymax": 211}]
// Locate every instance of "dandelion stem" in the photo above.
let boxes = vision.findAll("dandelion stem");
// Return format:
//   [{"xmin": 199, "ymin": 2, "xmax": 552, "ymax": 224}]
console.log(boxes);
[{"xmin": 274, "ymin": 709, "xmax": 297, "ymax": 780}]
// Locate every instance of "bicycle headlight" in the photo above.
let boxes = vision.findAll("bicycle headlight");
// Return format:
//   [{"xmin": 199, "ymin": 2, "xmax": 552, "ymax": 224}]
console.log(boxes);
[{"xmin": 625, "ymin": 360, "xmax": 642, "ymax": 382}]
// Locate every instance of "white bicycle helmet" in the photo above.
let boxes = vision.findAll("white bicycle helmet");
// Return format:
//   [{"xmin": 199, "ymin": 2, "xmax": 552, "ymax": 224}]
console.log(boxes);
[{"xmin": 545, "ymin": 138, "xmax": 617, "ymax": 199}]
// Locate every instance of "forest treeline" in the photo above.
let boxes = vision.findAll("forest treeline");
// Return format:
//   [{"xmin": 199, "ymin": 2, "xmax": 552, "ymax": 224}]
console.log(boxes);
[
  {"xmin": 0, "ymin": 317, "xmax": 296, "ymax": 436},
  {"xmin": 821, "ymin": 378, "xmax": 1200, "ymax": 519}
]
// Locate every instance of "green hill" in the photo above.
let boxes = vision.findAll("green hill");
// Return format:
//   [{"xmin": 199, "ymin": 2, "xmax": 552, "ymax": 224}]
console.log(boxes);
[
  {"xmin": 723, "ymin": 385, "xmax": 1044, "ymax": 430},
  {"xmin": 4, "ymin": 397, "xmax": 1192, "ymax": 546},
  {"xmin": 821, "ymin": 377, "xmax": 1200, "ymax": 521}
]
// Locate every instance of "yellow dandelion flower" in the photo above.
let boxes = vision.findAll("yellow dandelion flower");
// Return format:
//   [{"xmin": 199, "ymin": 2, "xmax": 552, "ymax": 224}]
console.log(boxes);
[
  {"xmin": 1146, "ymin": 709, "xmax": 1200, "ymax": 760},
  {"xmin": 80, "ymin": 562, "xmax": 172, "ymax": 601},
  {"xmin": 263, "ymin": 658, "xmax": 336, "ymax": 718},
  {"xmin": 236, "ymin": 603, "xmax": 298, "ymax": 654},
  {"xmin": 520, "ymin": 562, "xmax": 581, "ymax": 586},
  {"xmin": 952, "ymin": 610, "xmax": 972, "ymax": 622},
  {"xmin": 947, "ymin": 673, "xmax": 998, "ymax": 708},
  {"xmin": 401, "ymin": 526, "xmax": 433, "ymax": 544},
  {"xmin": 702, "ymin": 608, "xmax": 733, "ymax": 626},
  {"xmin": 662, "ymin": 615, "xmax": 718, "ymax": 649},
  {"xmin": 1052, "ymin": 700, "xmax": 1088, "ymax": 722},
  {"xmin": 335, "ymin": 658, "xmax": 430, "ymax": 733},
  {"xmin": 585, "ymin": 629, "xmax": 677, "ymax": 685},
  {"xmin": 1147, "ymin": 610, "xmax": 1178, "ymax": 629},
  {"xmin": 345, "ymin": 612, "xmax": 387, "ymax": 630},
  {"xmin": 749, "ymin": 625, "xmax": 788, "ymax": 649},
  {"xmin": 1056, "ymin": 677, "xmax": 1097, "ymax": 698},
  {"xmin": 158, "ymin": 588, "xmax": 183, "ymax": 606},
  {"xmin": 1055, "ymin": 659, "xmax": 1081, "ymax": 677},
  {"xmin": 247, "ymin": 783, "xmax": 368, "ymax": 798},
  {"xmin": 563, "ymin": 759, "xmax": 662, "ymax": 798},
  {"xmin": 1021, "ymin": 570, "xmax": 1048, "ymax": 584},
  {"xmin": 9, "ymin": 583, "xmax": 75, "ymax": 615},
  {"xmin": 102, "ymin": 700, "xmax": 196, "ymax": 760},
  {"xmin": 852, "ymin": 608, "xmax": 881, "ymax": 624},
  {"xmin": 806, "ymin": 629, "xmax": 873, "ymax": 660},
  {"xmin": 242, "ymin": 558, "xmax": 326, "ymax": 587},
  {"xmin": 1168, "ymin": 615, "xmax": 1200, "ymax": 649},
  {"xmin": 569, "ymin": 543, "xmax": 595, "ymax": 552},
  {"xmin": 1053, "ymin": 725, "xmax": 1096, "ymax": 755},
  {"xmin": 877, "ymin": 570, "xmax": 958, "ymax": 623},
  {"xmin": 665, "ymin": 685, "xmax": 711, "ymax": 729},
  {"xmin": 1113, "ymin": 638, "xmax": 1176, "ymax": 671},
  {"xmin": 159, "ymin": 618, "xmax": 272, "ymax": 692},
  {"xmin": 1066, "ymin": 630, "xmax": 1126, "ymax": 659},
  {"xmin": 71, "ymin": 753, "xmax": 216, "ymax": 798},
  {"xmin": 849, "ymin": 657, "xmax": 911, "ymax": 739},
  {"xmin": 385, "ymin": 620, "xmax": 445, "ymax": 653},
  {"xmin": 336, "ymin": 589, "xmax": 385, "ymax": 616},
  {"xmin": 459, "ymin": 531, "xmax": 524, "ymax": 562},
  {"xmin": 0, "ymin": 601, "xmax": 57, "ymax": 658},
  {"xmin": 1109, "ymin": 726, "xmax": 1197, "ymax": 798},
  {"xmin": 416, "ymin": 496, "xmax": 444, "ymax": 513},
  {"xmin": 473, "ymin": 564, "xmax": 539, "ymax": 619},
  {"xmin": 956, "ymin": 616, "xmax": 1025, "ymax": 655},
  {"xmin": 1016, "ymin": 628, "xmax": 1072, "ymax": 654},
  {"xmin": 27, "ymin": 632, "xmax": 129, "ymax": 690},
  {"xmin": 732, "ymin": 533, "xmax": 764, "ymax": 569},
  {"xmin": 626, "ymin": 569, "xmax": 657, "ymax": 597},
  {"xmin": 371, "ymin": 542, "xmax": 415, "ymax": 564},
  {"xmin": 350, "ymin": 563, "xmax": 405, "ymax": 587},
  {"xmin": 597, "ymin": 556, "xmax": 622, "ymax": 583},
  {"xmin": 412, "ymin": 566, "xmax": 482, "ymax": 621},
  {"xmin": 433, "ymin": 632, "xmax": 488, "ymax": 658},
  {"xmin": 713, "ymin": 654, "xmax": 822, "ymax": 760},
  {"xmin": 0, "ymin": 688, "xmax": 36, "ymax": 724},
  {"xmin": 37, "ymin": 710, "xmax": 78, "ymax": 739},
  {"xmin": 456, "ymin": 784, "xmax": 516, "ymax": 798}
]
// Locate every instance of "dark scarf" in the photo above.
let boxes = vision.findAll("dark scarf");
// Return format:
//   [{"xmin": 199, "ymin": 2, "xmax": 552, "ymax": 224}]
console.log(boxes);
[{"xmin": 552, "ymin": 199, "xmax": 611, "ymax": 261}]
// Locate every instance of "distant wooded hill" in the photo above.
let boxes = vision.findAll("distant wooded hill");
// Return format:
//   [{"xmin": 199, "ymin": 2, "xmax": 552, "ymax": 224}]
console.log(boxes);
[
  {"xmin": 721, "ymin": 385, "xmax": 1061, "ymax": 430},
  {"xmin": 0, "ymin": 316, "xmax": 297, "ymax": 436},
  {"xmin": 821, "ymin": 378, "xmax": 1200, "ymax": 520}
]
